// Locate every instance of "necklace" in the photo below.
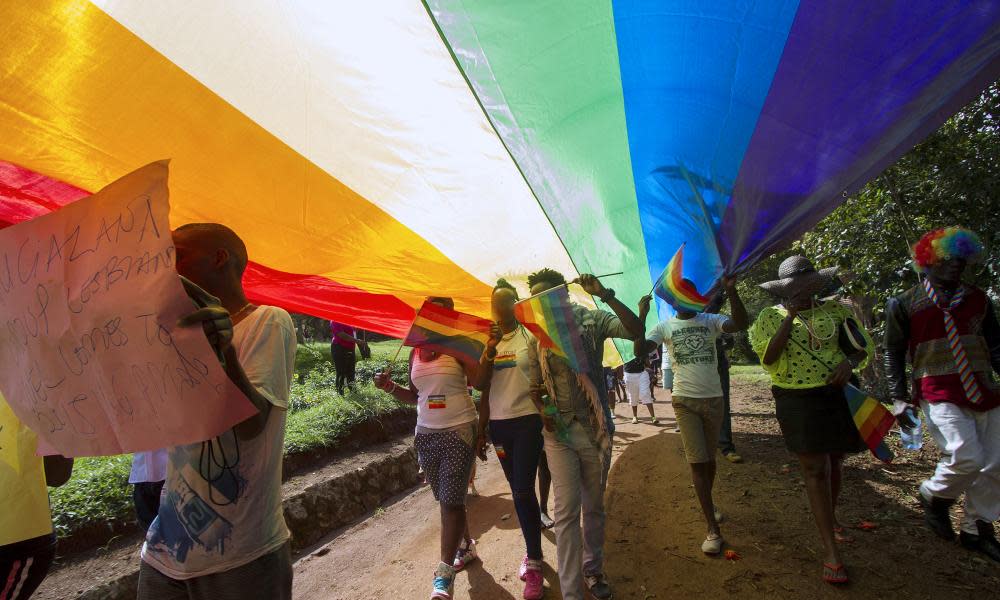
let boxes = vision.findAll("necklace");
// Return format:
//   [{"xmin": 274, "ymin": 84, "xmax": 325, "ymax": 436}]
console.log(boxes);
[
  {"xmin": 500, "ymin": 323, "xmax": 521, "ymax": 342},
  {"xmin": 790, "ymin": 303, "xmax": 835, "ymax": 351}
]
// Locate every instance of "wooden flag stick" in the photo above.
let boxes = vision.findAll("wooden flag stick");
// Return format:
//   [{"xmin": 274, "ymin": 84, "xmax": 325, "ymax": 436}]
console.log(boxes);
[
  {"xmin": 517, "ymin": 271, "xmax": 625, "ymax": 304},
  {"xmin": 389, "ymin": 339, "xmax": 406, "ymax": 364},
  {"xmin": 570, "ymin": 271, "xmax": 623, "ymax": 283}
]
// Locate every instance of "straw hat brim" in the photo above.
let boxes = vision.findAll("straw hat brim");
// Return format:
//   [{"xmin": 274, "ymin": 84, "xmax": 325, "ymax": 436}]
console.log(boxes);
[{"xmin": 759, "ymin": 266, "xmax": 839, "ymax": 298}]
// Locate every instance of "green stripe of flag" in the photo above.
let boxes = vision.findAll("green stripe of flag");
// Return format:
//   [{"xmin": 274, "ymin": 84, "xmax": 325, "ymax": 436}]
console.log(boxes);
[{"xmin": 425, "ymin": 0, "xmax": 650, "ymax": 360}]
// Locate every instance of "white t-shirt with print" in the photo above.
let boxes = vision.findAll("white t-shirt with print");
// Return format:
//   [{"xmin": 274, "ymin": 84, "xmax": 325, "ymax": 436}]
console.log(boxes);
[
  {"xmin": 141, "ymin": 305, "xmax": 297, "ymax": 580},
  {"xmin": 647, "ymin": 313, "xmax": 729, "ymax": 398},
  {"xmin": 411, "ymin": 353, "xmax": 477, "ymax": 429},
  {"xmin": 488, "ymin": 327, "xmax": 540, "ymax": 421}
]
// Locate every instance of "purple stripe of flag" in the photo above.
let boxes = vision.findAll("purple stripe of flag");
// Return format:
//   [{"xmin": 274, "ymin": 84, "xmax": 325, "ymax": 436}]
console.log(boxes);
[{"xmin": 720, "ymin": 0, "xmax": 1000, "ymax": 273}]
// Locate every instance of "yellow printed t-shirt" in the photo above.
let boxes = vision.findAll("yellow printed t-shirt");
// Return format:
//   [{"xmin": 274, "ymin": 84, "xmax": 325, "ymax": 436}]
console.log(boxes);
[
  {"xmin": 748, "ymin": 301, "xmax": 873, "ymax": 389},
  {"xmin": 0, "ymin": 396, "xmax": 53, "ymax": 546}
]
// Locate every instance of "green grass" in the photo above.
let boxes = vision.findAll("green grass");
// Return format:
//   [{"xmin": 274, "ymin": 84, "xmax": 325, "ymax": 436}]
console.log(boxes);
[
  {"xmin": 49, "ymin": 351, "xmax": 410, "ymax": 539},
  {"xmin": 284, "ymin": 364, "xmax": 409, "ymax": 454},
  {"xmin": 368, "ymin": 339, "xmax": 403, "ymax": 361},
  {"xmin": 49, "ymin": 455, "xmax": 134, "ymax": 540},
  {"xmin": 730, "ymin": 364, "xmax": 771, "ymax": 385},
  {"xmin": 295, "ymin": 342, "xmax": 331, "ymax": 375},
  {"xmin": 294, "ymin": 339, "xmax": 404, "ymax": 375}
]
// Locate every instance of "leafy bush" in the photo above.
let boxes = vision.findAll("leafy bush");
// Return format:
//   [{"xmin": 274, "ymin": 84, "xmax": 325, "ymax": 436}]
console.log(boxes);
[{"xmin": 49, "ymin": 455, "xmax": 133, "ymax": 539}]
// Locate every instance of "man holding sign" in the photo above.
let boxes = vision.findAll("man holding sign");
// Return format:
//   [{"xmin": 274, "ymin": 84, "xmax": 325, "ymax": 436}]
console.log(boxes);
[{"xmin": 137, "ymin": 223, "xmax": 297, "ymax": 600}]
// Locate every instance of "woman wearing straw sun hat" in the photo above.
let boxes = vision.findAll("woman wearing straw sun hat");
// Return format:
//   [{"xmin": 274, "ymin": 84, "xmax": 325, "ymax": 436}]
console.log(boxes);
[{"xmin": 748, "ymin": 255, "xmax": 874, "ymax": 586}]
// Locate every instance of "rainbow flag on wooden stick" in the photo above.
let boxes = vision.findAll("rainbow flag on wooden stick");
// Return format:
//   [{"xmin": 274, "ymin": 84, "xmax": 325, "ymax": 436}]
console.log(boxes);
[
  {"xmin": 844, "ymin": 384, "xmax": 895, "ymax": 463},
  {"xmin": 403, "ymin": 301, "xmax": 492, "ymax": 366},
  {"xmin": 653, "ymin": 244, "xmax": 711, "ymax": 312},
  {"xmin": 514, "ymin": 286, "xmax": 590, "ymax": 373}
]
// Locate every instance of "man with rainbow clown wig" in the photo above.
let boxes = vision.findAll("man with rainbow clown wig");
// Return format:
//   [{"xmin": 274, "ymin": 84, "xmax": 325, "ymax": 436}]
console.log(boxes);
[{"xmin": 885, "ymin": 227, "xmax": 1000, "ymax": 562}]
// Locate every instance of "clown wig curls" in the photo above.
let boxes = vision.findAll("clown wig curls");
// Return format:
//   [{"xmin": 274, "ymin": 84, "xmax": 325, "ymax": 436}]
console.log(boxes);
[{"xmin": 912, "ymin": 227, "xmax": 984, "ymax": 270}]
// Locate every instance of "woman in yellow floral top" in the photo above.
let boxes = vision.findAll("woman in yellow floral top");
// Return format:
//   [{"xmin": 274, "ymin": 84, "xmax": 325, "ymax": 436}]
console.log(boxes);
[{"xmin": 749, "ymin": 256, "xmax": 873, "ymax": 586}]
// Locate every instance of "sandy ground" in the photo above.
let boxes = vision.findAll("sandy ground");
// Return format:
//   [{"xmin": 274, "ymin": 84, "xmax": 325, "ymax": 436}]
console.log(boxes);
[{"xmin": 293, "ymin": 378, "xmax": 1000, "ymax": 600}]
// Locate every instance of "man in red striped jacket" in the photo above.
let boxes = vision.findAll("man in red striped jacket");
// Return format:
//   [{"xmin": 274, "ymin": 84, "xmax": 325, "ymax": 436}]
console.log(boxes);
[{"xmin": 884, "ymin": 227, "xmax": 1000, "ymax": 562}]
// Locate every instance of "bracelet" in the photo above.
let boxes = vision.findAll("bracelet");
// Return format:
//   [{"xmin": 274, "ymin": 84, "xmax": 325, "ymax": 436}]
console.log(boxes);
[{"xmin": 598, "ymin": 288, "xmax": 616, "ymax": 302}]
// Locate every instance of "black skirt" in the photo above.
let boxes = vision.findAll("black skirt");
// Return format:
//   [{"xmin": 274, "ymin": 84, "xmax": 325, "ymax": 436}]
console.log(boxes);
[{"xmin": 772, "ymin": 385, "xmax": 867, "ymax": 455}]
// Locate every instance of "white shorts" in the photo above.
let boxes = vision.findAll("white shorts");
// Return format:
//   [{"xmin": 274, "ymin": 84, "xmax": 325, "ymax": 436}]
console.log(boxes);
[{"xmin": 625, "ymin": 371, "xmax": 653, "ymax": 406}]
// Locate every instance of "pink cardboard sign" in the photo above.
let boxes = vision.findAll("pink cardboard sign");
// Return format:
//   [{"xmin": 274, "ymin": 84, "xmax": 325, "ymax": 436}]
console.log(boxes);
[{"xmin": 0, "ymin": 161, "xmax": 256, "ymax": 457}]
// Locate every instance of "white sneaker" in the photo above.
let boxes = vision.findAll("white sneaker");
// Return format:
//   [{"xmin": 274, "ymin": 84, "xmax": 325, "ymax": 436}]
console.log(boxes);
[
  {"xmin": 453, "ymin": 539, "xmax": 478, "ymax": 571},
  {"xmin": 631, "ymin": 417, "xmax": 639, "ymax": 424},
  {"xmin": 701, "ymin": 532, "xmax": 724, "ymax": 555}
]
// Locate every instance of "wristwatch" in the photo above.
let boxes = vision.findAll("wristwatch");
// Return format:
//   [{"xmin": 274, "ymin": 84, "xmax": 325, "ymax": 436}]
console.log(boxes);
[{"xmin": 598, "ymin": 288, "xmax": 616, "ymax": 302}]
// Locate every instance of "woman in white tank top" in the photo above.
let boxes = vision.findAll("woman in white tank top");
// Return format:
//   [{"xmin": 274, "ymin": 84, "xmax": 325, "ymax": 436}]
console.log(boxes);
[{"xmin": 375, "ymin": 297, "xmax": 480, "ymax": 599}]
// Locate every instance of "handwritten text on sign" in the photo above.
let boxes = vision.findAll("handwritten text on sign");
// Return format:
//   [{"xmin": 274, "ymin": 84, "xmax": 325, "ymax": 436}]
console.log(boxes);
[{"xmin": 0, "ymin": 161, "xmax": 255, "ymax": 457}]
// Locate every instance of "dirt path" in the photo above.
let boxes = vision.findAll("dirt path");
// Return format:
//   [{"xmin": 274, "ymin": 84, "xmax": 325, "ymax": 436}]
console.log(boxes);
[
  {"xmin": 294, "ymin": 378, "xmax": 1000, "ymax": 599},
  {"xmin": 293, "ymin": 396, "xmax": 679, "ymax": 600}
]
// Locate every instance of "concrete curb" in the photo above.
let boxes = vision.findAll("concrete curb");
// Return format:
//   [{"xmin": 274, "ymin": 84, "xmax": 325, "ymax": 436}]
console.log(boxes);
[{"xmin": 73, "ymin": 438, "xmax": 419, "ymax": 600}]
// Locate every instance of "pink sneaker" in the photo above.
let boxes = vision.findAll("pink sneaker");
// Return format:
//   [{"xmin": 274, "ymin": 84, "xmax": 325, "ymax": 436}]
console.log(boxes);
[
  {"xmin": 520, "ymin": 557, "xmax": 544, "ymax": 599},
  {"xmin": 517, "ymin": 556, "xmax": 542, "ymax": 581}
]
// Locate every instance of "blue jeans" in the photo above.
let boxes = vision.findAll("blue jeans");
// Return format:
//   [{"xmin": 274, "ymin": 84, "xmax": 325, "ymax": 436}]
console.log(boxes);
[{"xmin": 491, "ymin": 414, "xmax": 544, "ymax": 559}]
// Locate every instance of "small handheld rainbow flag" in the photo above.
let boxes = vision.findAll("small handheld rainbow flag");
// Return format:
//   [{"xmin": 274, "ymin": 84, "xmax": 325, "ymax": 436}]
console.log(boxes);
[
  {"xmin": 403, "ymin": 301, "xmax": 492, "ymax": 366},
  {"xmin": 844, "ymin": 384, "xmax": 895, "ymax": 463},
  {"xmin": 653, "ymin": 243, "xmax": 711, "ymax": 312},
  {"xmin": 514, "ymin": 285, "xmax": 590, "ymax": 373}
]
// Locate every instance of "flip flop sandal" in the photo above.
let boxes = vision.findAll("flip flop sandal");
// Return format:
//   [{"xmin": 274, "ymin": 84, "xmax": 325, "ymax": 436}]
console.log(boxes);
[{"xmin": 823, "ymin": 563, "xmax": 849, "ymax": 585}]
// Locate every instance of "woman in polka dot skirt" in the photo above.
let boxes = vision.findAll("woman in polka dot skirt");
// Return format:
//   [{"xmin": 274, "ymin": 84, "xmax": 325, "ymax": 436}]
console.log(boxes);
[
  {"xmin": 748, "ymin": 256, "xmax": 873, "ymax": 587},
  {"xmin": 375, "ymin": 297, "xmax": 481, "ymax": 600}
]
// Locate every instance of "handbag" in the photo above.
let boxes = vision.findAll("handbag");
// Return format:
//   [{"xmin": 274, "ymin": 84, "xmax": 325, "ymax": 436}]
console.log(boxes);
[
  {"xmin": 357, "ymin": 330, "xmax": 372, "ymax": 360},
  {"xmin": 838, "ymin": 316, "xmax": 868, "ymax": 356}
]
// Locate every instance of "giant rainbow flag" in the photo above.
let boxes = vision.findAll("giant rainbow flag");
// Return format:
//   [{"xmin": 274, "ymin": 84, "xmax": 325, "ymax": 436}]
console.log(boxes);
[{"xmin": 0, "ymin": 1, "xmax": 996, "ymax": 361}]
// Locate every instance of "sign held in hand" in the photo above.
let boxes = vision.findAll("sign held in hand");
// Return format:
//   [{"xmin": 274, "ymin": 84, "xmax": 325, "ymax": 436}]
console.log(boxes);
[{"xmin": 0, "ymin": 161, "xmax": 256, "ymax": 457}]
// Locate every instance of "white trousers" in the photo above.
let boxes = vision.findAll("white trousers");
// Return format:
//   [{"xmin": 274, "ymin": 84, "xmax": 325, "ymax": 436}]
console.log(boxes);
[
  {"xmin": 624, "ymin": 371, "xmax": 653, "ymax": 406},
  {"xmin": 920, "ymin": 401, "xmax": 1000, "ymax": 533}
]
